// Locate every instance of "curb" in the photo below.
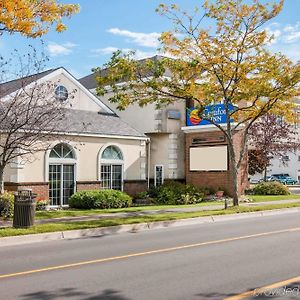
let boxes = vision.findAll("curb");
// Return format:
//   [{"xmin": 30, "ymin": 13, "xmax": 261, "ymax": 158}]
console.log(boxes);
[{"xmin": 1, "ymin": 207, "xmax": 300, "ymax": 248}]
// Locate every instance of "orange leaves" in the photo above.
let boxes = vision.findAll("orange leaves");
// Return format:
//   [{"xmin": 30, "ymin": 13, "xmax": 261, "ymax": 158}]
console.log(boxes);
[{"xmin": 0, "ymin": 0, "xmax": 79, "ymax": 37}]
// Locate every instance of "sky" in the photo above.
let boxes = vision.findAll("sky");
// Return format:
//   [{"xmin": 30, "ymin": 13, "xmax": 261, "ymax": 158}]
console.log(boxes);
[{"xmin": 2, "ymin": 0, "xmax": 300, "ymax": 79}]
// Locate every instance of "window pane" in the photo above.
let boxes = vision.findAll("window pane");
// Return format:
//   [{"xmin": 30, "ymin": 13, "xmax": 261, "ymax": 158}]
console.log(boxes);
[
  {"xmin": 49, "ymin": 164, "xmax": 61, "ymax": 206},
  {"xmin": 155, "ymin": 166, "xmax": 163, "ymax": 187},
  {"xmin": 101, "ymin": 164, "xmax": 122, "ymax": 190},
  {"xmin": 102, "ymin": 146, "xmax": 123, "ymax": 160},
  {"xmin": 50, "ymin": 144, "xmax": 74, "ymax": 159}
]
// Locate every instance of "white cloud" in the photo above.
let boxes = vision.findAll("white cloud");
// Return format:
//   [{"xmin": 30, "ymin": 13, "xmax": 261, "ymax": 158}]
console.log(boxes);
[
  {"xmin": 107, "ymin": 28, "xmax": 161, "ymax": 48},
  {"xmin": 282, "ymin": 23, "xmax": 300, "ymax": 43},
  {"xmin": 265, "ymin": 27, "xmax": 281, "ymax": 44},
  {"xmin": 47, "ymin": 42, "xmax": 77, "ymax": 57},
  {"xmin": 92, "ymin": 46, "xmax": 119, "ymax": 55},
  {"xmin": 91, "ymin": 47, "xmax": 157, "ymax": 60},
  {"xmin": 266, "ymin": 22, "xmax": 300, "ymax": 45}
]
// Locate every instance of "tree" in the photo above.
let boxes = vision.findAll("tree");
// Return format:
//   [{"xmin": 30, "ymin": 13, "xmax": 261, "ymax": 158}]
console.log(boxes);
[
  {"xmin": 248, "ymin": 114, "xmax": 300, "ymax": 180},
  {"xmin": 94, "ymin": 0, "xmax": 300, "ymax": 206},
  {"xmin": 248, "ymin": 149, "xmax": 265, "ymax": 176},
  {"xmin": 0, "ymin": 49, "xmax": 75, "ymax": 194},
  {"xmin": 0, "ymin": 0, "xmax": 79, "ymax": 38}
]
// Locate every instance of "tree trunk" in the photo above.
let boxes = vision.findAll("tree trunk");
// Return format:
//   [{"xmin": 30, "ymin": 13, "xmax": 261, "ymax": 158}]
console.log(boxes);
[
  {"xmin": 0, "ymin": 167, "xmax": 4, "ymax": 195},
  {"xmin": 231, "ymin": 162, "xmax": 239, "ymax": 206},
  {"xmin": 228, "ymin": 143, "xmax": 239, "ymax": 206},
  {"xmin": 264, "ymin": 167, "xmax": 267, "ymax": 181}
]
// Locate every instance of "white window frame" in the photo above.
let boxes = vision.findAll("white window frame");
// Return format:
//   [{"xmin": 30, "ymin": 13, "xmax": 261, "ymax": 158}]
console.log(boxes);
[
  {"xmin": 47, "ymin": 143, "xmax": 77, "ymax": 207},
  {"xmin": 100, "ymin": 163, "xmax": 124, "ymax": 191},
  {"xmin": 99, "ymin": 144, "xmax": 125, "ymax": 191},
  {"xmin": 154, "ymin": 165, "xmax": 164, "ymax": 187}
]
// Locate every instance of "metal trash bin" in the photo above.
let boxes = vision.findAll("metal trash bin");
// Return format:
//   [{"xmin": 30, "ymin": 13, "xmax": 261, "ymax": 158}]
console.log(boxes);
[{"xmin": 13, "ymin": 190, "xmax": 37, "ymax": 228}]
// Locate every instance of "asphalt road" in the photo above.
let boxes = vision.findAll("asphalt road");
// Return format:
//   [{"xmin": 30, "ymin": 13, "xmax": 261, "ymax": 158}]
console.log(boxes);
[{"xmin": 1, "ymin": 212, "xmax": 300, "ymax": 300}]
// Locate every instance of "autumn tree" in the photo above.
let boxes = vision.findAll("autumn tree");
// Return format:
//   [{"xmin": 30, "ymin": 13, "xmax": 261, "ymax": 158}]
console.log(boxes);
[
  {"xmin": 0, "ymin": 0, "xmax": 79, "ymax": 38},
  {"xmin": 248, "ymin": 114, "xmax": 300, "ymax": 180},
  {"xmin": 0, "ymin": 49, "xmax": 75, "ymax": 194},
  {"xmin": 94, "ymin": 0, "xmax": 300, "ymax": 206}
]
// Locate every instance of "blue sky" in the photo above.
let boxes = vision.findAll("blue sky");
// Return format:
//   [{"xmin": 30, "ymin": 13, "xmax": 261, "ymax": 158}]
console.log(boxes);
[{"xmin": 2, "ymin": 0, "xmax": 300, "ymax": 79}]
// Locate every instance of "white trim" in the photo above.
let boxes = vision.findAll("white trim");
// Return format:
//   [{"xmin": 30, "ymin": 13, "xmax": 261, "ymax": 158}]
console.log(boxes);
[
  {"xmin": 57, "ymin": 131, "xmax": 148, "ymax": 141},
  {"xmin": 154, "ymin": 164, "xmax": 164, "ymax": 187},
  {"xmin": 181, "ymin": 123, "xmax": 244, "ymax": 133},
  {"xmin": 2, "ymin": 128, "xmax": 149, "ymax": 141}
]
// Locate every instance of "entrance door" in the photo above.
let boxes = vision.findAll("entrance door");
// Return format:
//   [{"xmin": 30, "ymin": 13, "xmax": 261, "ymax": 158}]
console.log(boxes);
[{"xmin": 49, "ymin": 164, "xmax": 75, "ymax": 206}]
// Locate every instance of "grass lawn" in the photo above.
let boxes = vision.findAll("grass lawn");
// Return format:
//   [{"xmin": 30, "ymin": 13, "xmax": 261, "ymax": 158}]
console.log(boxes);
[
  {"xmin": 34, "ymin": 201, "xmax": 222, "ymax": 220},
  {"xmin": 249, "ymin": 194, "xmax": 300, "ymax": 202},
  {"xmin": 34, "ymin": 194, "xmax": 300, "ymax": 220},
  {"xmin": 1, "ymin": 202, "xmax": 300, "ymax": 238}
]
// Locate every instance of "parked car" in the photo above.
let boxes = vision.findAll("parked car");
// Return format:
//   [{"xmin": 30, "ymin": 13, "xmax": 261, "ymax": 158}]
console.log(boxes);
[
  {"xmin": 272, "ymin": 174, "xmax": 297, "ymax": 185},
  {"xmin": 249, "ymin": 178, "xmax": 260, "ymax": 184},
  {"xmin": 258, "ymin": 176, "xmax": 277, "ymax": 183},
  {"xmin": 281, "ymin": 177, "xmax": 297, "ymax": 185}
]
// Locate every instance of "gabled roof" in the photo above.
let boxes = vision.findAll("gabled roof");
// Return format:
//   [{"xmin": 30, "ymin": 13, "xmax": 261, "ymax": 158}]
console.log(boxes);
[
  {"xmin": 1, "ymin": 67, "xmax": 116, "ymax": 115},
  {"xmin": 79, "ymin": 55, "xmax": 171, "ymax": 90},
  {"xmin": 0, "ymin": 68, "xmax": 59, "ymax": 97},
  {"xmin": 0, "ymin": 67, "xmax": 146, "ymax": 139}
]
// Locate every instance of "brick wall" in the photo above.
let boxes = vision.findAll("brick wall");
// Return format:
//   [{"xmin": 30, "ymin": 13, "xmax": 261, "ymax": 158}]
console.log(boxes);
[
  {"xmin": 185, "ymin": 130, "xmax": 248, "ymax": 196},
  {"xmin": 76, "ymin": 181, "xmax": 101, "ymax": 191},
  {"xmin": 5, "ymin": 182, "xmax": 49, "ymax": 200},
  {"xmin": 5, "ymin": 180, "xmax": 149, "ymax": 203},
  {"xmin": 123, "ymin": 180, "xmax": 147, "ymax": 196}
]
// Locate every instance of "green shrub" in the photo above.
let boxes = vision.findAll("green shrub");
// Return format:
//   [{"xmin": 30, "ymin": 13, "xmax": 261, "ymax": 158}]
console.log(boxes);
[
  {"xmin": 0, "ymin": 192, "xmax": 14, "ymax": 219},
  {"xmin": 134, "ymin": 191, "xmax": 149, "ymax": 199},
  {"xmin": 69, "ymin": 190, "xmax": 132, "ymax": 209},
  {"xmin": 253, "ymin": 181, "xmax": 290, "ymax": 195},
  {"xmin": 150, "ymin": 181, "xmax": 204, "ymax": 205}
]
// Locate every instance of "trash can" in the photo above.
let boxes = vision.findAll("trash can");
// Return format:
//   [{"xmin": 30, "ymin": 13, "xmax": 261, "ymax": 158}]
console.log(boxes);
[{"xmin": 13, "ymin": 190, "xmax": 37, "ymax": 228}]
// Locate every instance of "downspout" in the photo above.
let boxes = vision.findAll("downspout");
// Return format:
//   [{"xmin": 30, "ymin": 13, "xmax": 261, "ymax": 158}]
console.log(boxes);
[{"xmin": 147, "ymin": 139, "xmax": 151, "ymax": 189}]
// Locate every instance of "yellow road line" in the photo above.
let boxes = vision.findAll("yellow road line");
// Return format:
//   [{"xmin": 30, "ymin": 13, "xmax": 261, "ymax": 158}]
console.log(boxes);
[
  {"xmin": 225, "ymin": 275, "xmax": 300, "ymax": 300},
  {"xmin": 1, "ymin": 227, "xmax": 300, "ymax": 280}
]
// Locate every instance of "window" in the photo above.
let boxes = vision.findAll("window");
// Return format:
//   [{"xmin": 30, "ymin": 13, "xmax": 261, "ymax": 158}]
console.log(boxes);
[
  {"xmin": 282, "ymin": 155, "xmax": 290, "ymax": 162},
  {"xmin": 55, "ymin": 85, "xmax": 68, "ymax": 101},
  {"xmin": 50, "ymin": 143, "xmax": 75, "ymax": 159},
  {"xmin": 155, "ymin": 165, "xmax": 164, "ymax": 187},
  {"xmin": 100, "ymin": 146, "xmax": 123, "ymax": 190},
  {"xmin": 102, "ymin": 145, "xmax": 123, "ymax": 160},
  {"xmin": 49, "ymin": 143, "xmax": 76, "ymax": 206}
]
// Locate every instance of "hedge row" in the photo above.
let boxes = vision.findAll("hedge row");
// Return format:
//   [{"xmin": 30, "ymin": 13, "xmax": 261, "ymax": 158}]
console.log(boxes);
[{"xmin": 69, "ymin": 189, "xmax": 132, "ymax": 209}]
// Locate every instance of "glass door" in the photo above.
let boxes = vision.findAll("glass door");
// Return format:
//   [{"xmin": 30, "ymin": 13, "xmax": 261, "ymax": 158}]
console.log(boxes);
[{"xmin": 49, "ymin": 164, "xmax": 75, "ymax": 206}]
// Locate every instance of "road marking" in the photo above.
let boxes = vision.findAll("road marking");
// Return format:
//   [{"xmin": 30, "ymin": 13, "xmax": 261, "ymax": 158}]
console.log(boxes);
[
  {"xmin": 1, "ymin": 226, "xmax": 300, "ymax": 280},
  {"xmin": 225, "ymin": 275, "xmax": 300, "ymax": 300}
]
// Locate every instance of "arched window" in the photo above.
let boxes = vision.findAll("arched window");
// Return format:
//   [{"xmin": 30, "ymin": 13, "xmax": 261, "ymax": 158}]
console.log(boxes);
[
  {"xmin": 49, "ymin": 143, "xmax": 76, "ymax": 206},
  {"xmin": 101, "ymin": 145, "xmax": 123, "ymax": 160},
  {"xmin": 100, "ymin": 145, "xmax": 123, "ymax": 190},
  {"xmin": 49, "ymin": 143, "xmax": 75, "ymax": 159}
]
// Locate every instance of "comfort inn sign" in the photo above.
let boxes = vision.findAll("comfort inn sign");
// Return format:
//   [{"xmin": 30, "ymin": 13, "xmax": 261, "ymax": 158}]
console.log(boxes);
[{"xmin": 186, "ymin": 103, "xmax": 235, "ymax": 126}]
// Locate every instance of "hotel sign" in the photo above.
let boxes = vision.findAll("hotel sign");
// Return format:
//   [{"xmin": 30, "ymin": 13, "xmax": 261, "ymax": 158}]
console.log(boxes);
[{"xmin": 186, "ymin": 103, "xmax": 235, "ymax": 126}]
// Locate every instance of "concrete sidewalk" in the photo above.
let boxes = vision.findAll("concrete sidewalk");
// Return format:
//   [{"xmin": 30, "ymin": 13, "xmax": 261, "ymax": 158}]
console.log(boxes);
[{"xmin": 1, "ymin": 198, "xmax": 300, "ymax": 229}]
